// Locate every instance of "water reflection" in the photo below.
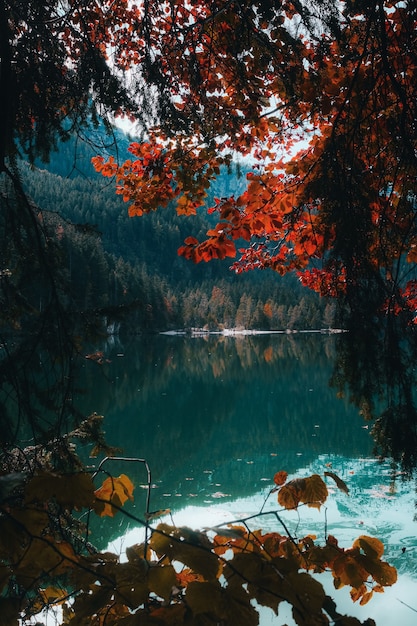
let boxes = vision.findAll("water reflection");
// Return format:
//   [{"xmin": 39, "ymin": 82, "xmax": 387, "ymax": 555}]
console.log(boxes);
[
  {"xmin": 78, "ymin": 333, "xmax": 373, "ymax": 542},
  {"xmin": 331, "ymin": 309, "xmax": 417, "ymax": 474},
  {"xmin": 79, "ymin": 331, "xmax": 417, "ymax": 625}
]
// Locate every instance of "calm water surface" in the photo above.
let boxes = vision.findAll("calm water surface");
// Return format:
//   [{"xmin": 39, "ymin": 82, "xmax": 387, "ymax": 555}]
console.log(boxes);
[{"xmin": 78, "ymin": 333, "xmax": 417, "ymax": 625}]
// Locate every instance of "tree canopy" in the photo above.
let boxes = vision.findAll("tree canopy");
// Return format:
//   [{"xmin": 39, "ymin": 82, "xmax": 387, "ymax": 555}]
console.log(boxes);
[
  {"xmin": 91, "ymin": 0, "xmax": 417, "ymax": 323},
  {"xmin": 5, "ymin": 0, "xmax": 417, "ymax": 324}
]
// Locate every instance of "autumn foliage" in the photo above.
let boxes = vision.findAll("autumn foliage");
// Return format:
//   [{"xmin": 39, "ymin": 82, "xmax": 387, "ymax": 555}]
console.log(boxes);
[
  {"xmin": 0, "ymin": 444, "xmax": 396, "ymax": 625},
  {"xmin": 1, "ymin": 2, "xmax": 413, "ymax": 625},
  {"xmin": 92, "ymin": 1, "xmax": 417, "ymax": 319}
]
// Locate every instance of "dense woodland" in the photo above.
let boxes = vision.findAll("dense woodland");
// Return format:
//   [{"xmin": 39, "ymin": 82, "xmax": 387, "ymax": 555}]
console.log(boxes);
[{"xmin": 21, "ymin": 128, "xmax": 334, "ymax": 333}]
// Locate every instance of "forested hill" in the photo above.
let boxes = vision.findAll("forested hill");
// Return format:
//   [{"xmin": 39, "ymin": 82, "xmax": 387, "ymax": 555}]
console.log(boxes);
[{"xmin": 21, "ymin": 126, "xmax": 335, "ymax": 332}]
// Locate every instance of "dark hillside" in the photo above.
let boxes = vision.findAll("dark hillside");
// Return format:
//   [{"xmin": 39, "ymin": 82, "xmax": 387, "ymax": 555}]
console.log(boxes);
[{"xmin": 21, "ymin": 128, "xmax": 333, "ymax": 332}]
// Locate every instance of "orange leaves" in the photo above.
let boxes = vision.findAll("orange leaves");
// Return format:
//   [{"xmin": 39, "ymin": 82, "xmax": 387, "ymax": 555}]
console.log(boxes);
[
  {"xmin": 14, "ymin": 465, "xmax": 398, "ymax": 626},
  {"xmin": 20, "ymin": 0, "xmax": 417, "ymax": 320},
  {"xmin": 93, "ymin": 134, "xmax": 225, "ymax": 219},
  {"xmin": 89, "ymin": 0, "xmax": 417, "ymax": 326},
  {"xmin": 178, "ymin": 230, "xmax": 236, "ymax": 263},
  {"xmin": 91, "ymin": 155, "xmax": 118, "ymax": 178},
  {"xmin": 298, "ymin": 266, "xmax": 347, "ymax": 297},
  {"xmin": 353, "ymin": 536, "xmax": 384, "ymax": 561},
  {"xmin": 25, "ymin": 470, "xmax": 135, "ymax": 519},
  {"xmin": 265, "ymin": 470, "xmax": 398, "ymax": 606},
  {"xmin": 328, "ymin": 534, "xmax": 397, "ymax": 604},
  {"xmin": 277, "ymin": 474, "xmax": 328, "ymax": 510},
  {"xmin": 93, "ymin": 474, "xmax": 134, "ymax": 517},
  {"xmin": 273, "ymin": 469, "xmax": 351, "ymax": 509},
  {"xmin": 273, "ymin": 470, "xmax": 288, "ymax": 486},
  {"xmin": 150, "ymin": 523, "xmax": 220, "ymax": 581}
]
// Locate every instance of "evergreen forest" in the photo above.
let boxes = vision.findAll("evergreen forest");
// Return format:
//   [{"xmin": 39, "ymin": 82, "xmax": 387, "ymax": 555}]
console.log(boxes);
[{"xmin": 20, "ymin": 126, "xmax": 334, "ymax": 334}]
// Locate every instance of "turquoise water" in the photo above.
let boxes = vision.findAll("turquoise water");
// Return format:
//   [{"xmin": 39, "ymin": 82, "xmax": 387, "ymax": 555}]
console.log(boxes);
[{"xmin": 76, "ymin": 333, "xmax": 417, "ymax": 625}]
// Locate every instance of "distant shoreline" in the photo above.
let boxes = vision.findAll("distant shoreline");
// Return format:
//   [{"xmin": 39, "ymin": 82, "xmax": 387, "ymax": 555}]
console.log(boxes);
[{"xmin": 160, "ymin": 328, "xmax": 346, "ymax": 336}]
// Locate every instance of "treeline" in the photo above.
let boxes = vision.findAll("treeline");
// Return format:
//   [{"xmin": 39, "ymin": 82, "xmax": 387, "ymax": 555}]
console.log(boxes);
[
  {"xmin": 20, "ymin": 127, "xmax": 335, "ymax": 332},
  {"xmin": 163, "ymin": 280, "xmax": 336, "ymax": 331}
]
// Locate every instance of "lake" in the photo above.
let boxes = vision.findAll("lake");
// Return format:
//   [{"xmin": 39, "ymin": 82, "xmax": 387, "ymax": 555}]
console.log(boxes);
[{"xmin": 78, "ymin": 333, "xmax": 417, "ymax": 625}]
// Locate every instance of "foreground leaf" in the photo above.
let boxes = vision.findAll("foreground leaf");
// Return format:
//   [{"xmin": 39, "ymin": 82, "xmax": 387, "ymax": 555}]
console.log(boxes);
[
  {"xmin": 324, "ymin": 471, "xmax": 350, "ymax": 495},
  {"xmin": 278, "ymin": 474, "xmax": 328, "ymax": 510},
  {"xmin": 93, "ymin": 474, "xmax": 134, "ymax": 517}
]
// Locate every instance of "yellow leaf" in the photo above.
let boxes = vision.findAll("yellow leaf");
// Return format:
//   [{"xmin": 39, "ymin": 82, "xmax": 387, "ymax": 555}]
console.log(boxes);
[
  {"xmin": 277, "ymin": 474, "xmax": 328, "ymax": 510},
  {"xmin": 353, "ymin": 536, "xmax": 384, "ymax": 560},
  {"xmin": 145, "ymin": 508, "xmax": 171, "ymax": 521},
  {"xmin": 40, "ymin": 586, "xmax": 68, "ymax": 605},
  {"xmin": 93, "ymin": 474, "xmax": 134, "ymax": 517}
]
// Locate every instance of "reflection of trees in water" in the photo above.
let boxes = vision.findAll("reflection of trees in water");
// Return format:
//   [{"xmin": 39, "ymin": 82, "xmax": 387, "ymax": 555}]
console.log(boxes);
[
  {"xmin": 82, "ymin": 332, "xmax": 338, "ymax": 409},
  {"xmin": 331, "ymin": 308, "xmax": 417, "ymax": 475},
  {"xmin": 81, "ymin": 326, "xmax": 417, "ymax": 546},
  {"xmin": 78, "ymin": 334, "xmax": 371, "ymax": 491}
]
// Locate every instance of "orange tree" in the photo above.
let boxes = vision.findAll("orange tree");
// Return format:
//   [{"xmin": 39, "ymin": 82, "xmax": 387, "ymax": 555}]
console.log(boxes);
[
  {"xmin": 4, "ymin": 1, "xmax": 417, "ymax": 320},
  {"xmin": 93, "ymin": 0, "xmax": 417, "ymax": 323},
  {"xmin": 92, "ymin": 0, "xmax": 417, "ymax": 471}
]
